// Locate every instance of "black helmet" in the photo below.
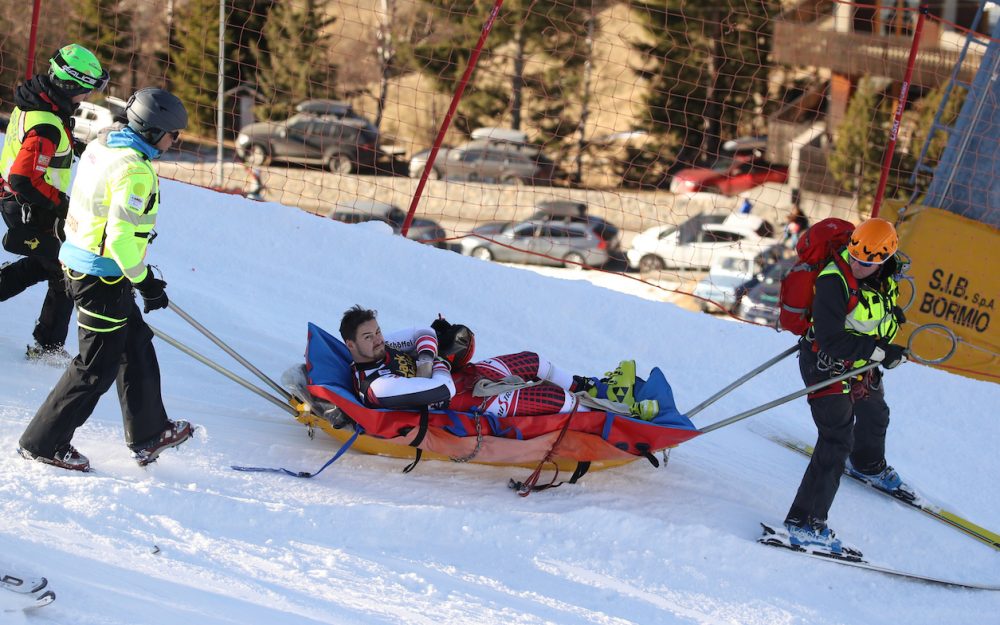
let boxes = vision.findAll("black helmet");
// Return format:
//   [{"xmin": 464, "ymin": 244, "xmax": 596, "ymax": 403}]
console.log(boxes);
[{"xmin": 126, "ymin": 88, "xmax": 188, "ymax": 144}]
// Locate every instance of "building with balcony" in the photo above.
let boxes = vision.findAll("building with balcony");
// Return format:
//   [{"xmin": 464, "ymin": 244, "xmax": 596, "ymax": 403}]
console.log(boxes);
[{"xmin": 769, "ymin": 0, "xmax": 992, "ymax": 194}]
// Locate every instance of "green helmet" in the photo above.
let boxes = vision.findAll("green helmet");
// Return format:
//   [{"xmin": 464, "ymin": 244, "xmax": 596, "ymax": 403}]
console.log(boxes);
[{"xmin": 48, "ymin": 44, "xmax": 108, "ymax": 96}]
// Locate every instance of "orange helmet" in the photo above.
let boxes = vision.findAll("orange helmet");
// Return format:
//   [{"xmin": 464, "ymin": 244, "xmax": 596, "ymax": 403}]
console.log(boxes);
[{"xmin": 848, "ymin": 218, "xmax": 898, "ymax": 264}]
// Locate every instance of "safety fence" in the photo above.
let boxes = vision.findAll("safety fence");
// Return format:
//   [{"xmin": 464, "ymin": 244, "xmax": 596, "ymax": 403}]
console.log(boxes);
[{"xmin": 2, "ymin": 0, "xmax": 997, "ymax": 378}]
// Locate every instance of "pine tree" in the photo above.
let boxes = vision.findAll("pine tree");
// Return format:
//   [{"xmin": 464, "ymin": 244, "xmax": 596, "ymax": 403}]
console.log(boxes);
[
  {"xmin": 230, "ymin": 0, "xmax": 272, "ymax": 88},
  {"xmin": 906, "ymin": 83, "xmax": 967, "ymax": 194},
  {"xmin": 405, "ymin": 0, "xmax": 589, "ymax": 143},
  {"xmin": 254, "ymin": 0, "xmax": 338, "ymax": 120},
  {"xmin": 828, "ymin": 76, "xmax": 893, "ymax": 208},
  {"xmin": 498, "ymin": 0, "xmax": 590, "ymax": 135},
  {"xmin": 74, "ymin": 0, "xmax": 134, "ymax": 93},
  {"xmin": 403, "ymin": 1, "xmax": 504, "ymax": 135},
  {"xmin": 630, "ymin": 0, "xmax": 778, "ymax": 175},
  {"xmin": 170, "ymin": 0, "xmax": 229, "ymax": 133}
]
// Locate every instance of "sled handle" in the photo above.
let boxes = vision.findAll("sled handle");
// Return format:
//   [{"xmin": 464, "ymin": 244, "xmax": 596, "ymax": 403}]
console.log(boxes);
[
  {"xmin": 169, "ymin": 301, "xmax": 295, "ymax": 404},
  {"xmin": 149, "ymin": 324, "xmax": 298, "ymax": 417},
  {"xmin": 685, "ymin": 345, "xmax": 798, "ymax": 419},
  {"xmin": 697, "ymin": 362, "xmax": 880, "ymax": 434}
]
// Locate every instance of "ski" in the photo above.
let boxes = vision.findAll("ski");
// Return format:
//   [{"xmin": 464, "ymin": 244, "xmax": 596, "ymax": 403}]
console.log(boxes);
[
  {"xmin": 759, "ymin": 523, "xmax": 1000, "ymax": 590},
  {"xmin": 1, "ymin": 575, "xmax": 55, "ymax": 611},
  {"xmin": 1, "ymin": 575, "xmax": 47, "ymax": 594},
  {"xmin": 766, "ymin": 434, "xmax": 1000, "ymax": 551}
]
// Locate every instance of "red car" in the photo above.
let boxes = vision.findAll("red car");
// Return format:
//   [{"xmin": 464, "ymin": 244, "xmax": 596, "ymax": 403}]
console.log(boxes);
[{"xmin": 670, "ymin": 156, "xmax": 789, "ymax": 195}]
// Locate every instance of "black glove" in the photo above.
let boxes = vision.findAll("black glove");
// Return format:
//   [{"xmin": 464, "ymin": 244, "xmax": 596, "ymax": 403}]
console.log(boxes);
[
  {"xmin": 892, "ymin": 306, "xmax": 907, "ymax": 326},
  {"xmin": 873, "ymin": 341, "xmax": 908, "ymax": 369},
  {"xmin": 135, "ymin": 271, "xmax": 168, "ymax": 313},
  {"xmin": 431, "ymin": 316, "xmax": 452, "ymax": 336},
  {"xmin": 56, "ymin": 192, "xmax": 70, "ymax": 219}
]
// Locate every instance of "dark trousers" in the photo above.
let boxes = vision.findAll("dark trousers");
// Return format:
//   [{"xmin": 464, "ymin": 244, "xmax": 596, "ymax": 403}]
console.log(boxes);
[
  {"xmin": 786, "ymin": 344, "xmax": 890, "ymax": 525},
  {"xmin": 19, "ymin": 271, "xmax": 169, "ymax": 458},
  {"xmin": 1, "ymin": 200, "xmax": 73, "ymax": 348}
]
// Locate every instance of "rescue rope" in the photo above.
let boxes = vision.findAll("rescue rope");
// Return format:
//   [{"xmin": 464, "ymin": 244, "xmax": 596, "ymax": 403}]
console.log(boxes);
[{"xmin": 511, "ymin": 398, "xmax": 581, "ymax": 496}]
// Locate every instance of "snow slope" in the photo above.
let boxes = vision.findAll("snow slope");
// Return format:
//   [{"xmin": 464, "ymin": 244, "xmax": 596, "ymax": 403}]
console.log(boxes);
[{"xmin": 1, "ymin": 179, "xmax": 998, "ymax": 624}]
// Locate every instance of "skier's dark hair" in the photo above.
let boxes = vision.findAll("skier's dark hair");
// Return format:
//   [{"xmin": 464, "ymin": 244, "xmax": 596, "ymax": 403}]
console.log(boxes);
[{"xmin": 340, "ymin": 305, "xmax": 377, "ymax": 342}]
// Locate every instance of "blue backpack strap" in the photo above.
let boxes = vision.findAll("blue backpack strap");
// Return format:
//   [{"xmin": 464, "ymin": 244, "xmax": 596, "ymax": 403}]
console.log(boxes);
[{"xmin": 231, "ymin": 427, "xmax": 361, "ymax": 478}]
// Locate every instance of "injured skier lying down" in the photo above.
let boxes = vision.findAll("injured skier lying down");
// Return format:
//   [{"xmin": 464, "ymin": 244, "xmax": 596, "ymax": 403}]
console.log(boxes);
[{"xmin": 337, "ymin": 305, "xmax": 659, "ymax": 420}]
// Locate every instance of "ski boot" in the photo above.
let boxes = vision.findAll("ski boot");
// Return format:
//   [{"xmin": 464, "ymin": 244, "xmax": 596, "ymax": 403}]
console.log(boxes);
[
  {"xmin": 783, "ymin": 517, "xmax": 849, "ymax": 555},
  {"xmin": 131, "ymin": 420, "xmax": 195, "ymax": 466},
  {"xmin": 589, "ymin": 360, "xmax": 637, "ymax": 406},
  {"xmin": 18, "ymin": 444, "xmax": 91, "ymax": 472},
  {"xmin": 25, "ymin": 343, "xmax": 72, "ymax": 366},
  {"xmin": 846, "ymin": 459, "xmax": 917, "ymax": 502}
]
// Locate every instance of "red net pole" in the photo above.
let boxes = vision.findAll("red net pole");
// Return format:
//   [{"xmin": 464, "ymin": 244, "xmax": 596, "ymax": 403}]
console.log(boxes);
[
  {"xmin": 871, "ymin": 6, "xmax": 928, "ymax": 219},
  {"xmin": 401, "ymin": 0, "xmax": 507, "ymax": 237},
  {"xmin": 26, "ymin": 0, "xmax": 43, "ymax": 77}
]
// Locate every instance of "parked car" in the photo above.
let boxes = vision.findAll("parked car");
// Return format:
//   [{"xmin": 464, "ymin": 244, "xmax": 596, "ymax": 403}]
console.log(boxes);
[
  {"xmin": 669, "ymin": 155, "xmax": 788, "ymax": 195},
  {"xmin": 460, "ymin": 218, "xmax": 612, "ymax": 268},
  {"xmin": 466, "ymin": 221, "xmax": 513, "ymax": 238},
  {"xmin": 530, "ymin": 200, "xmax": 622, "ymax": 255},
  {"xmin": 736, "ymin": 256, "xmax": 798, "ymax": 326},
  {"xmin": 71, "ymin": 96, "xmax": 126, "ymax": 152},
  {"xmin": 296, "ymin": 99, "xmax": 369, "ymax": 125},
  {"xmin": 722, "ymin": 136, "xmax": 768, "ymax": 154},
  {"xmin": 326, "ymin": 199, "xmax": 449, "ymax": 249},
  {"xmin": 693, "ymin": 246, "xmax": 782, "ymax": 313},
  {"xmin": 409, "ymin": 128, "xmax": 558, "ymax": 184},
  {"xmin": 236, "ymin": 113, "xmax": 380, "ymax": 173},
  {"xmin": 627, "ymin": 213, "xmax": 777, "ymax": 273}
]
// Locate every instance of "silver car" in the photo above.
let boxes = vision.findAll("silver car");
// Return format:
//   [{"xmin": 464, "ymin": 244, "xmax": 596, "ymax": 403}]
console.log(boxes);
[
  {"xmin": 409, "ymin": 141, "xmax": 557, "ymax": 185},
  {"xmin": 460, "ymin": 219, "xmax": 611, "ymax": 269}
]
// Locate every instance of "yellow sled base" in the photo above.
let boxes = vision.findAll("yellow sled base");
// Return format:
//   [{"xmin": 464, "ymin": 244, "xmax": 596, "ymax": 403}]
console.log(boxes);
[{"xmin": 294, "ymin": 409, "xmax": 642, "ymax": 473}]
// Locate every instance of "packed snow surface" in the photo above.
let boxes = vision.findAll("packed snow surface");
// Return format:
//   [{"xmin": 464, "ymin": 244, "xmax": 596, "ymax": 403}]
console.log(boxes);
[{"xmin": 2, "ymin": 178, "xmax": 998, "ymax": 624}]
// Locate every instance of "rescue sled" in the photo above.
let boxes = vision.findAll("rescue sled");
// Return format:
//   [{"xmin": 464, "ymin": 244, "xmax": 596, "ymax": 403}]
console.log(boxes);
[
  {"xmin": 296, "ymin": 323, "xmax": 701, "ymax": 473},
  {"xmin": 152, "ymin": 303, "xmax": 926, "ymax": 484}
]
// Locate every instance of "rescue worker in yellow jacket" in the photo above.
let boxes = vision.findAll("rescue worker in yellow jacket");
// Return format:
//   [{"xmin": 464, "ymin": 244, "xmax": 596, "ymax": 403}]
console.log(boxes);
[
  {"xmin": 782, "ymin": 218, "xmax": 911, "ymax": 553},
  {"xmin": 0, "ymin": 44, "xmax": 107, "ymax": 360},
  {"xmin": 18, "ymin": 88, "xmax": 194, "ymax": 472}
]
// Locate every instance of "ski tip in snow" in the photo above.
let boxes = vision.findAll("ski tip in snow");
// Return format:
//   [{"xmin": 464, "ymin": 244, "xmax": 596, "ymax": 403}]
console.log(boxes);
[
  {"xmin": 1, "ymin": 575, "xmax": 55, "ymax": 612},
  {"xmin": 23, "ymin": 590, "xmax": 56, "ymax": 611},
  {"xmin": 757, "ymin": 522, "xmax": 1000, "ymax": 591},
  {"xmin": 0, "ymin": 575, "xmax": 47, "ymax": 594}
]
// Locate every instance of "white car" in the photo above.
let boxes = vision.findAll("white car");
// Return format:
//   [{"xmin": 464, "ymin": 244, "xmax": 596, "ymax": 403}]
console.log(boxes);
[
  {"xmin": 693, "ymin": 246, "xmax": 782, "ymax": 313},
  {"xmin": 627, "ymin": 213, "xmax": 777, "ymax": 273},
  {"xmin": 72, "ymin": 97, "xmax": 126, "ymax": 149}
]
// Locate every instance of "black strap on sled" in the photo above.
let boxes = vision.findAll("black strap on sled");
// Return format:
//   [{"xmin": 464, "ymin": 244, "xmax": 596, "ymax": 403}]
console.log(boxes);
[
  {"xmin": 509, "ymin": 401, "xmax": 581, "ymax": 497},
  {"xmin": 230, "ymin": 428, "xmax": 360, "ymax": 478},
  {"xmin": 569, "ymin": 461, "xmax": 591, "ymax": 483},
  {"xmin": 402, "ymin": 406, "xmax": 430, "ymax": 474},
  {"xmin": 634, "ymin": 443, "xmax": 660, "ymax": 468}
]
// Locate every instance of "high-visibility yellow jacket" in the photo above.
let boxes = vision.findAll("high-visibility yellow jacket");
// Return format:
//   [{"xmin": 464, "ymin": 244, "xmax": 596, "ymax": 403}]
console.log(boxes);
[
  {"xmin": 0, "ymin": 107, "xmax": 73, "ymax": 211},
  {"xmin": 817, "ymin": 249, "xmax": 900, "ymax": 368},
  {"xmin": 59, "ymin": 131, "xmax": 159, "ymax": 283}
]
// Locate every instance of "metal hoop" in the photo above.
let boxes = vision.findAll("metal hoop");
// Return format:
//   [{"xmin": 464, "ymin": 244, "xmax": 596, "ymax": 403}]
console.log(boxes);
[
  {"xmin": 896, "ymin": 275, "xmax": 916, "ymax": 312},
  {"xmin": 893, "ymin": 252, "xmax": 916, "ymax": 311},
  {"xmin": 907, "ymin": 323, "xmax": 958, "ymax": 364}
]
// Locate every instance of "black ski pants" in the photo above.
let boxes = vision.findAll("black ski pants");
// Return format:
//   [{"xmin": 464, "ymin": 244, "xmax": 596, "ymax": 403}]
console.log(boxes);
[
  {"xmin": 0, "ymin": 199, "xmax": 73, "ymax": 349},
  {"xmin": 19, "ymin": 270, "xmax": 170, "ymax": 458},
  {"xmin": 786, "ymin": 342, "xmax": 890, "ymax": 525}
]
